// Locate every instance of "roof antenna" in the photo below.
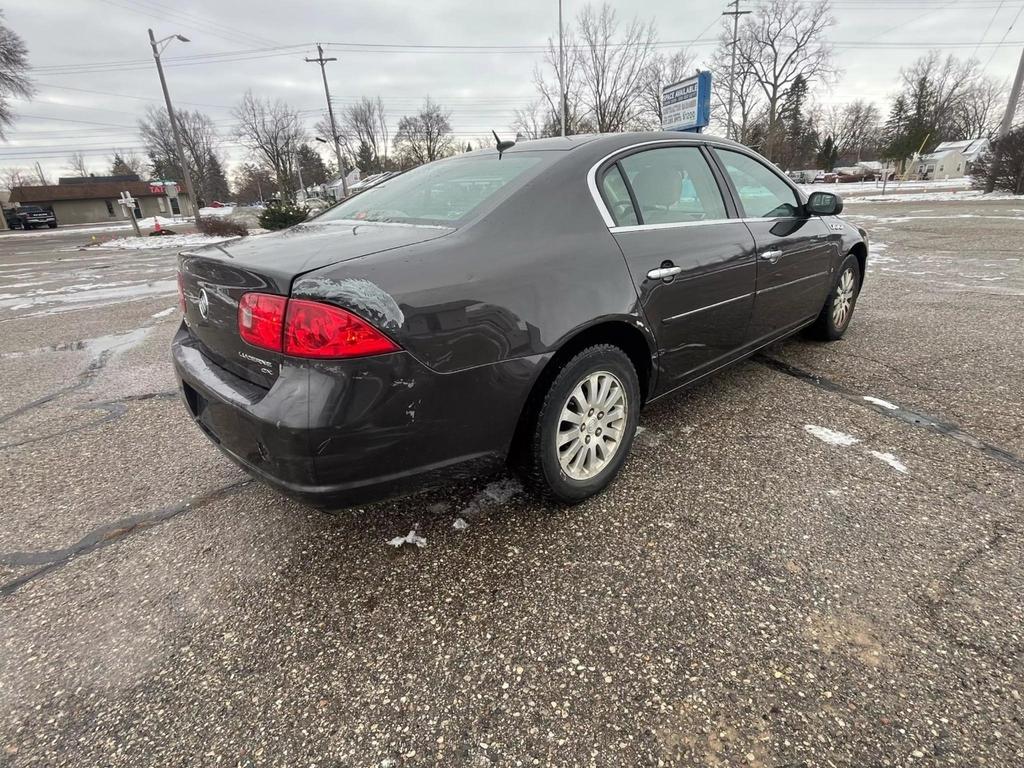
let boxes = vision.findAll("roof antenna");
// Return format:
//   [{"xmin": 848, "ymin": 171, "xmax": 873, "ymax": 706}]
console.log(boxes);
[{"xmin": 492, "ymin": 130, "xmax": 515, "ymax": 159}]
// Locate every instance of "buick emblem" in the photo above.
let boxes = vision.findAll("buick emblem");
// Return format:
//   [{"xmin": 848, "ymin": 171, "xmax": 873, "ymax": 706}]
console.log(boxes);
[{"xmin": 197, "ymin": 289, "xmax": 210, "ymax": 320}]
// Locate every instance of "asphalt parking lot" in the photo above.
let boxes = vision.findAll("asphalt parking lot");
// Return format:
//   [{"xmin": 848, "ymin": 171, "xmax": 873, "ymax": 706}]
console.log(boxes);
[{"xmin": 1, "ymin": 199, "xmax": 1022, "ymax": 766}]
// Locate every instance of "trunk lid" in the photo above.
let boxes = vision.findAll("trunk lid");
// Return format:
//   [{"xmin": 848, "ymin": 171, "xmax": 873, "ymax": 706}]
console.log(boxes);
[{"xmin": 178, "ymin": 221, "xmax": 452, "ymax": 387}]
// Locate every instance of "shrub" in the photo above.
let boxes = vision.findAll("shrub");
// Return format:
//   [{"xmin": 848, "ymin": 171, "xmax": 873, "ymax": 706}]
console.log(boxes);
[
  {"xmin": 197, "ymin": 216, "xmax": 249, "ymax": 238},
  {"xmin": 258, "ymin": 201, "xmax": 310, "ymax": 230},
  {"xmin": 971, "ymin": 127, "xmax": 1024, "ymax": 195}
]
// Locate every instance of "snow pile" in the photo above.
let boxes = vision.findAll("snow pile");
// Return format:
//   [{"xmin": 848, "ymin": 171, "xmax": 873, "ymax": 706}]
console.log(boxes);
[
  {"xmin": 134, "ymin": 215, "xmax": 185, "ymax": 229},
  {"xmin": 95, "ymin": 233, "xmax": 241, "ymax": 250},
  {"xmin": 198, "ymin": 206, "xmax": 236, "ymax": 218}
]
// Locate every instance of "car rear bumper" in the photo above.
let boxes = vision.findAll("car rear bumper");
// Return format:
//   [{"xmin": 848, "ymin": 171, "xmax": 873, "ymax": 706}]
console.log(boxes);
[{"xmin": 172, "ymin": 323, "xmax": 543, "ymax": 508}]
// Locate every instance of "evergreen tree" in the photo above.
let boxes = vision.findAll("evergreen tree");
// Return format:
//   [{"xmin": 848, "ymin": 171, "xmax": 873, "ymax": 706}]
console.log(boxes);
[
  {"xmin": 882, "ymin": 95, "xmax": 910, "ymax": 163},
  {"xmin": 204, "ymin": 152, "xmax": 231, "ymax": 203},
  {"xmin": 296, "ymin": 144, "xmax": 330, "ymax": 186},
  {"xmin": 355, "ymin": 140, "xmax": 377, "ymax": 174},
  {"xmin": 816, "ymin": 135, "xmax": 838, "ymax": 171}
]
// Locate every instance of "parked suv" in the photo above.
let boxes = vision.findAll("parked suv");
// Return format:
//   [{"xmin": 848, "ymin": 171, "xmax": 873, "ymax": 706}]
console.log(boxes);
[{"xmin": 9, "ymin": 205, "xmax": 58, "ymax": 229}]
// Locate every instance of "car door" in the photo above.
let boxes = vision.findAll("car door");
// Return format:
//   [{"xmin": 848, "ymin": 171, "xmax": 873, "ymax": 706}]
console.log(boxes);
[
  {"xmin": 711, "ymin": 148, "xmax": 836, "ymax": 344},
  {"xmin": 596, "ymin": 143, "xmax": 757, "ymax": 392}
]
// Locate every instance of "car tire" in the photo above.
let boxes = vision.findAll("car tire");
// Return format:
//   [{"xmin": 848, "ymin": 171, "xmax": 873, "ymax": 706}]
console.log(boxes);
[
  {"xmin": 518, "ymin": 344, "xmax": 640, "ymax": 504},
  {"xmin": 47, "ymin": 222, "xmax": 57, "ymax": 229},
  {"xmin": 809, "ymin": 253, "xmax": 861, "ymax": 341}
]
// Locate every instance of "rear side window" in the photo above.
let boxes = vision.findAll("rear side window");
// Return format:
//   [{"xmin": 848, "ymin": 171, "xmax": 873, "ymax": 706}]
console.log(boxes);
[
  {"xmin": 618, "ymin": 146, "xmax": 727, "ymax": 225},
  {"xmin": 715, "ymin": 149, "xmax": 800, "ymax": 219},
  {"xmin": 599, "ymin": 164, "xmax": 638, "ymax": 226},
  {"xmin": 319, "ymin": 153, "xmax": 545, "ymax": 226}
]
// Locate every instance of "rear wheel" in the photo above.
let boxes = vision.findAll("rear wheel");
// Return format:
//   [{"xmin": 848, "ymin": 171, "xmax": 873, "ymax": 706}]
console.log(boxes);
[
  {"xmin": 809, "ymin": 254, "xmax": 861, "ymax": 340},
  {"xmin": 518, "ymin": 344, "xmax": 640, "ymax": 503}
]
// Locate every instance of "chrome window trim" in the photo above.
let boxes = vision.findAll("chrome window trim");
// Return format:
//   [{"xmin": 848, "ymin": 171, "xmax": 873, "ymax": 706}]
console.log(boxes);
[
  {"xmin": 663, "ymin": 292, "xmax": 753, "ymax": 323},
  {"xmin": 587, "ymin": 138, "xmax": 705, "ymax": 229},
  {"xmin": 610, "ymin": 218, "xmax": 743, "ymax": 233}
]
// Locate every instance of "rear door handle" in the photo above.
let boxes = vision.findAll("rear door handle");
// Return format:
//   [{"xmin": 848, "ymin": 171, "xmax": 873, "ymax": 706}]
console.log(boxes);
[
  {"xmin": 759, "ymin": 249, "xmax": 783, "ymax": 264},
  {"xmin": 647, "ymin": 266, "xmax": 683, "ymax": 280}
]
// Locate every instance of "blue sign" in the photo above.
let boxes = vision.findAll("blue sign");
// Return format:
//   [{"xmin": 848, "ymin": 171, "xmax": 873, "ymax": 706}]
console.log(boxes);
[{"xmin": 661, "ymin": 71, "xmax": 712, "ymax": 133}]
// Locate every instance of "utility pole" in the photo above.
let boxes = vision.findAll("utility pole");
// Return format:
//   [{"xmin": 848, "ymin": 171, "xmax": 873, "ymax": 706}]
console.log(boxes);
[
  {"xmin": 985, "ymin": 46, "xmax": 1024, "ymax": 193},
  {"xmin": 722, "ymin": 0, "xmax": 751, "ymax": 141},
  {"xmin": 306, "ymin": 43, "xmax": 349, "ymax": 198},
  {"xmin": 147, "ymin": 29, "xmax": 201, "ymax": 226},
  {"xmin": 559, "ymin": 0, "xmax": 567, "ymax": 137}
]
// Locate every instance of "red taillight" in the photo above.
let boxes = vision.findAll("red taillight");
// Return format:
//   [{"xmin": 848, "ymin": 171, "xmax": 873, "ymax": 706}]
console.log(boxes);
[
  {"xmin": 237, "ymin": 293, "xmax": 399, "ymax": 359},
  {"xmin": 238, "ymin": 292, "xmax": 287, "ymax": 352},
  {"xmin": 177, "ymin": 272, "xmax": 186, "ymax": 313},
  {"xmin": 284, "ymin": 298, "xmax": 399, "ymax": 358}
]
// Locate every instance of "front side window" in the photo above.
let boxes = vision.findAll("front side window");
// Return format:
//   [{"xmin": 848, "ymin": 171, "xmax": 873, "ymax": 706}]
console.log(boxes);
[
  {"xmin": 618, "ymin": 146, "xmax": 727, "ymax": 225},
  {"xmin": 319, "ymin": 153, "xmax": 546, "ymax": 226},
  {"xmin": 715, "ymin": 149, "xmax": 800, "ymax": 219},
  {"xmin": 599, "ymin": 164, "xmax": 638, "ymax": 226}
]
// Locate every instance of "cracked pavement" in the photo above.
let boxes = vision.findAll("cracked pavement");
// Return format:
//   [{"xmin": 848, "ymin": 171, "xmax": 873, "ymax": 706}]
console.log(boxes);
[{"xmin": 0, "ymin": 201, "xmax": 1022, "ymax": 766}]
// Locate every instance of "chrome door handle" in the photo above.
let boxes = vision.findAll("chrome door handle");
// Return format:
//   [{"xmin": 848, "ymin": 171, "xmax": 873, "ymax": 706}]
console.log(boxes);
[
  {"xmin": 647, "ymin": 266, "xmax": 683, "ymax": 280},
  {"xmin": 759, "ymin": 249, "xmax": 783, "ymax": 264}
]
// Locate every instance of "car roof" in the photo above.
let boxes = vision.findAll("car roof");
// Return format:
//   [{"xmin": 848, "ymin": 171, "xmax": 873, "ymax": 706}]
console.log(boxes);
[{"xmin": 473, "ymin": 131, "xmax": 749, "ymax": 159}]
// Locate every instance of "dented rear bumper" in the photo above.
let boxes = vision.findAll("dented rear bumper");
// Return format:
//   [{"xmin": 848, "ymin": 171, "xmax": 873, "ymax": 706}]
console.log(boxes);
[{"xmin": 171, "ymin": 323, "xmax": 542, "ymax": 508}]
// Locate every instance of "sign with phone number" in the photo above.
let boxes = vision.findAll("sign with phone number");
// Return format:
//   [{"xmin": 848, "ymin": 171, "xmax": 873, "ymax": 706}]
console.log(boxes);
[{"xmin": 661, "ymin": 71, "xmax": 712, "ymax": 133}]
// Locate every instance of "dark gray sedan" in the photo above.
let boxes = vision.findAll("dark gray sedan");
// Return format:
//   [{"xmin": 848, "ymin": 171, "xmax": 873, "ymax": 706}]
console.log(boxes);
[{"xmin": 173, "ymin": 132, "xmax": 868, "ymax": 508}]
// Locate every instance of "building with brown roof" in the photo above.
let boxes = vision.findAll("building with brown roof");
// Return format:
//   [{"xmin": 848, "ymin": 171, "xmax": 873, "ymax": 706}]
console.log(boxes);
[{"xmin": 9, "ymin": 175, "xmax": 194, "ymax": 226}]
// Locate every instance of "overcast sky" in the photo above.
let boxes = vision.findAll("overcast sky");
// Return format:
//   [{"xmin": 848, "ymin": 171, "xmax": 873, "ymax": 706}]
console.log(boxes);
[{"xmin": 3, "ymin": 0, "xmax": 1022, "ymax": 179}]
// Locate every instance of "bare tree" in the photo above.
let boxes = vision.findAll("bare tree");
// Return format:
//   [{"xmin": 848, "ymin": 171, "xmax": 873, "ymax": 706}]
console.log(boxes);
[
  {"xmin": 641, "ymin": 49, "xmax": 695, "ymax": 126},
  {"xmin": 109, "ymin": 149, "xmax": 146, "ymax": 177},
  {"xmin": 1, "ymin": 166, "xmax": 28, "ymax": 193},
  {"xmin": 393, "ymin": 98, "xmax": 455, "ymax": 167},
  {"xmin": 140, "ymin": 106, "xmax": 225, "ymax": 203},
  {"xmin": 952, "ymin": 76, "xmax": 1005, "ymax": 139},
  {"xmin": 709, "ymin": 23, "xmax": 764, "ymax": 144},
  {"xmin": 233, "ymin": 91, "xmax": 305, "ymax": 202},
  {"xmin": 66, "ymin": 152, "xmax": 90, "ymax": 177},
  {"xmin": 533, "ymin": 29, "xmax": 591, "ymax": 135},
  {"xmin": 738, "ymin": 0, "xmax": 837, "ymax": 160},
  {"xmin": 334, "ymin": 96, "xmax": 390, "ymax": 173},
  {"xmin": 0, "ymin": 12, "xmax": 32, "ymax": 139},
  {"xmin": 511, "ymin": 99, "xmax": 549, "ymax": 140},
  {"xmin": 821, "ymin": 100, "xmax": 883, "ymax": 161},
  {"xmin": 575, "ymin": 3, "xmax": 658, "ymax": 132}
]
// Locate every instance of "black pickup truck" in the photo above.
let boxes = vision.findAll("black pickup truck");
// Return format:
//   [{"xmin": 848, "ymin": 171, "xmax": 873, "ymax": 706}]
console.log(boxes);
[{"xmin": 4, "ymin": 205, "xmax": 58, "ymax": 229}]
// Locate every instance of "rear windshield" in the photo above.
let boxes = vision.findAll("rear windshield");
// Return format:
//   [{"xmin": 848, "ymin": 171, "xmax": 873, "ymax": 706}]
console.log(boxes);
[{"xmin": 318, "ymin": 153, "xmax": 547, "ymax": 226}]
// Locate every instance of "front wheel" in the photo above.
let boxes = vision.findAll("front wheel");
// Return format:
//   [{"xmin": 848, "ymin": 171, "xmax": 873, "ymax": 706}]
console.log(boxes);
[
  {"xmin": 518, "ymin": 344, "xmax": 640, "ymax": 503},
  {"xmin": 808, "ymin": 254, "xmax": 861, "ymax": 341}
]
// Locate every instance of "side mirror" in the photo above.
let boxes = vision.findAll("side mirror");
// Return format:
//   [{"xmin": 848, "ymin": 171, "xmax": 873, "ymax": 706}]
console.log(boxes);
[{"xmin": 806, "ymin": 190, "xmax": 843, "ymax": 216}]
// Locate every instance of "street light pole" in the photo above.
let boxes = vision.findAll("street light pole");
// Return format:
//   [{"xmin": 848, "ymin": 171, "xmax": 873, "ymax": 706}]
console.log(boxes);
[
  {"xmin": 558, "ymin": 0, "xmax": 566, "ymax": 137},
  {"xmin": 306, "ymin": 43, "xmax": 349, "ymax": 198},
  {"xmin": 148, "ymin": 29, "xmax": 201, "ymax": 226},
  {"xmin": 723, "ymin": 1, "xmax": 751, "ymax": 142}
]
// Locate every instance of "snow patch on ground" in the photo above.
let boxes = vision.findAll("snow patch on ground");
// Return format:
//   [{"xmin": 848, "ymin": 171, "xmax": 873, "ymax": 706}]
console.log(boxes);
[
  {"xmin": 95, "ymin": 234, "xmax": 240, "ymax": 251},
  {"xmin": 452, "ymin": 518, "xmax": 469, "ymax": 530},
  {"xmin": 863, "ymin": 396, "xmax": 899, "ymax": 410},
  {"xmin": 869, "ymin": 451, "xmax": 909, "ymax": 474},
  {"xmin": 151, "ymin": 307, "xmax": 177, "ymax": 318},
  {"xmin": 804, "ymin": 425, "xmax": 860, "ymax": 447},
  {"xmin": 387, "ymin": 530, "xmax": 427, "ymax": 549}
]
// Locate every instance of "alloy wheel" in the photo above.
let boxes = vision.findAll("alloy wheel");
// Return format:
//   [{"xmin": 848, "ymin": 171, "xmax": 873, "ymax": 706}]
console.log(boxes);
[
  {"xmin": 832, "ymin": 267, "xmax": 856, "ymax": 329},
  {"xmin": 556, "ymin": 371, "xmax": 628, "ymax": 481}
]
